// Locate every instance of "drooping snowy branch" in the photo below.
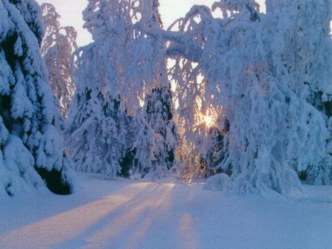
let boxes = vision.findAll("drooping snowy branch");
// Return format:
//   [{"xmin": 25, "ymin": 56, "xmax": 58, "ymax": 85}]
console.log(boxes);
[{"xmin": 162, "ymin": 0, "xmax": 331, "ymax": 193}]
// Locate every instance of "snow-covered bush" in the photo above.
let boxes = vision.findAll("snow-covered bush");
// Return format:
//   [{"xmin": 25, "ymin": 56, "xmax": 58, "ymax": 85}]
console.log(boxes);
[{"xmin": 204, "ymin": 173, "xmax": 230, "ymax": 191}]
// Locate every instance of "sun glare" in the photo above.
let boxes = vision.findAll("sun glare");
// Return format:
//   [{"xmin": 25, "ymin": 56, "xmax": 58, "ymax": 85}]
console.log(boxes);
[
  {"xmin": 194, "ymin": 103, "xmax": 220, "ymax": 131},
  {"xmin": 203, "ymin": 115, "xmax": 214, "ymax": 128},
  {"xmin": 198, "ymin": 109, "xmax": 218, "ymax": 129}
]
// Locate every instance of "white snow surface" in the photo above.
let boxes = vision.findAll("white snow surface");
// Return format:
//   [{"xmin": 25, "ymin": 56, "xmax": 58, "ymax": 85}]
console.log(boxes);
[{"xmin": 1, "ymin": 174, "xmax": 332, "ymax": 249}]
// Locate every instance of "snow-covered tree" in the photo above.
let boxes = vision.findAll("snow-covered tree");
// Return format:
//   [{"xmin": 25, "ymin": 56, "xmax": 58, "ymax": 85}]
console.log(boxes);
[
  {"xmin": 67, "ymin": 91, "xmax": 126, "ymax": 176},
  {"xmin": 68, "ymin": 0, "xmax": 176, "ymax": 178},
  {"xmin": 144, "ymin": 86, "xmax": 178, "ymax": 175},
  {"xmin": 41, "ymin": 3, "xmax": 77, "ymax": 118},
  {"xmin": 132, "ymin": 0, "xmax": 178, "ymax": 177},
  {"xmin": 264, "ymin": 0, "xmax": 332, "ymax": 184},
  {"xmin": 119, "ymin": 0, "xmax": 180, "ymax": 179},
  {"xmin": 0, "ymin": 0, "xmax": 73, "ymax": 197},
  {"xmin": 122, "ymin": 109, "xmax": 155, "ymax": 178},
  {"xmin": 165, "ymin": 5, "xmax": 224, "ymax": 181},
  {"xmin": 162, "ymin": 1, "xmax": 330, "ymax": 193},
  {"xmin": 67, "ymin": 0, "xmax": 132, "ymax": 176},
  {"xmin": 201, "ymin": 123, "xmax": 229, "ymax": 177}
]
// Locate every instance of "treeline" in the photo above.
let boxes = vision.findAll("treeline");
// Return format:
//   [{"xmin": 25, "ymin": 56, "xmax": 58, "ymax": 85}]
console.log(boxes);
[{"xmin": 0, "ymin": 0, "xmax": 331, "ymax": 197}]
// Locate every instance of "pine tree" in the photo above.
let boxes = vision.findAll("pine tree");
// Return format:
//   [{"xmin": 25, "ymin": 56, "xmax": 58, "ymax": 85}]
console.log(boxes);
[
  {"xmin": 67, "ymin": 44, "xmax": 125, "ymax": 176},
  {"xmin": 131, "ymin": 0, "xmax": 178, "ymax": 178},
  {"xmin": 0, "ymin": 0, "xmax": 73, "ymax": 197},
  {"xmin": 123, "ymin": 109, "xmax": 155, "ymax": 178},
  {"xmin": 201, "ymin": 121, "xmax": 230, "ymax": 177},
  {"xmin": 67, "ymin": 0, "xmax": 133, "ymax": 176},
  {"xmin": 144, "ymin": 86, "xmax": 178, "ymax": 176},
  {"xmin": 68, "ymin": 0, "xmax": 176, "ymax": 178}
]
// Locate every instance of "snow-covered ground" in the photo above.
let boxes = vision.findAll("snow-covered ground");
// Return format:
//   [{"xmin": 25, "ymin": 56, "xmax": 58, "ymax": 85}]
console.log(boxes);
[{"xmin": 1, "ymin": 174, "xmax": 332, "ymax": 249}]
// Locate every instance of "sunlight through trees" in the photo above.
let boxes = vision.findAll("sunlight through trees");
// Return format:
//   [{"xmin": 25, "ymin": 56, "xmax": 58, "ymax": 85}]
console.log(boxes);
[{"xmin": 0, "ymin": 0, "xmax": 331, "ymax": 196}]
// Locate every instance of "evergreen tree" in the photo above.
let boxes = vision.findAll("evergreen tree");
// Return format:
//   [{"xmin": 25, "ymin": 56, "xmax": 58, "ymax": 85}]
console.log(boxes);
[
  {"xmin": 0, "ymin": 0, "xmax": 73, "ymax": 197},
  {"xmin": 67, "ymin": 44, "xmax": 125, "ymax": 176},
  {"xmin": 129, "ymin": 0, "xmax": 178, "ymax": 178},
  {"xmin": 123, "ymin": 109, "xmax": 155, "ymax": 178},
  {"xmin": 67, "ymin": 0, "xmax": 134, "ymax": 176},
  {"xmin": 201, "ymin": 121, "xmax": 230, "ymax": 177},
  {"xmin": 68, "ymin": 0, "xmax": 175, "ymax": 178},
  {"xmin": 144, "ymin": 86, "xmax": 178, "ymax": 176}
]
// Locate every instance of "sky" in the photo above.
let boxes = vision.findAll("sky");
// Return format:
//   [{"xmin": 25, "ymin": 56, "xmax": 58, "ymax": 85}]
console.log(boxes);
[{"xmin": 35, "ymin": 0, "xmax": 265, "ymax": 46}]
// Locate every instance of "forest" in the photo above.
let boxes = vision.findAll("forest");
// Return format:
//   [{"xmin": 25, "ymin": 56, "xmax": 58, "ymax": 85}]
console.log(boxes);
[
  {"xmin": 0, "ymin": 0, "xmax": 332, "ymax": 198},
  {"xmin": 1, "ymin": 1, "xmax": 332, "ymax": 248}
]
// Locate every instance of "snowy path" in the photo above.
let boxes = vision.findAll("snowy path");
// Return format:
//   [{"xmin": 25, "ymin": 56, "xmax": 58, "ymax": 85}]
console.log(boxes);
[{"xmin": 1, "ymin": 175, "xmax": 332, "ymax": 249}]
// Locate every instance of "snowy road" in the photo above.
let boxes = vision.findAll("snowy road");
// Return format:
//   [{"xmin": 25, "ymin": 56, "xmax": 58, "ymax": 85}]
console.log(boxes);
[{"xmin": 1, "ymin": 175, "xmax": 332, "ymax": 249}]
